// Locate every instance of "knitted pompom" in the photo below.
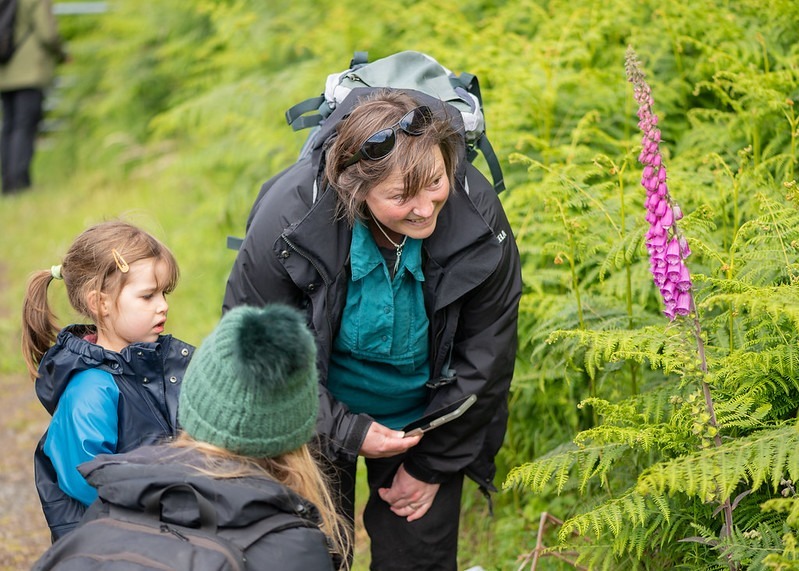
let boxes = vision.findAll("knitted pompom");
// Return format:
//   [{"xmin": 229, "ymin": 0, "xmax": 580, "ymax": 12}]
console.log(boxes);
[
  {"xmin": 178, "ymin": 303, "xmax": 319, "ymax": 458},
  {"xmin": 234, "ymin": 304, "xmax": 316, "ymax": 390}
]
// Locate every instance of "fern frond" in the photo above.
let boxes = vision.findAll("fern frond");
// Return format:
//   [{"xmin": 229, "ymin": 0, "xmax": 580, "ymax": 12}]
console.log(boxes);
[
  {"xmin": 598, "ymin": 224, "xmax": 647, "ymax": 280},
  {"xmin": 637, "ymin": 425, "xmax": 799, "ymax": 502},
  {"xmin": 712, "ymin": 392, "xmax": 772, "ymax": 430},
  {"xmin": 558, "ymin": 491, "xmax": 670, "ymax": 546},
  {"xmin": 573, "ymin": 423, "xmax": 662, "ymax": 453},
  {"xmin": 505, "ymin": 441, "xmax": 630, "ymax": 494}
]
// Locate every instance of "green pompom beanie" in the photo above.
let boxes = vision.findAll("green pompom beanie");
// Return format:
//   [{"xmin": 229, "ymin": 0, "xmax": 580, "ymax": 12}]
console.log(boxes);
[{"xmin": 178, "ymin": 304, "xmax": 319, "ymax": 458}]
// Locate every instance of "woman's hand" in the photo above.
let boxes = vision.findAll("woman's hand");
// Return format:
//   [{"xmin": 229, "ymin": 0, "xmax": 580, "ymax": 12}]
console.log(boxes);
[
  {"xmin": 359, "ymin": 421, "xmax": 421, "ymax": 459},
  {"xmin": 378, "ymin": 464, "xmax": 440, "ymax": 522}
]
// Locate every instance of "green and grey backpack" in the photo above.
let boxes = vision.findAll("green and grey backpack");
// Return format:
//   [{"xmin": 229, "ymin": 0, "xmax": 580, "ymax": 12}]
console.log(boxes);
[{"xmin": 285, "ymin": 50, "xmax": 504, "ymax": 194}]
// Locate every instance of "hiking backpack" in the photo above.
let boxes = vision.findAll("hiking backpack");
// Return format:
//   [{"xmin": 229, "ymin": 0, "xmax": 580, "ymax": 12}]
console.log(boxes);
[
  {"xmin": 0, "ymin": 0, "xmax": 19, "ymax": 64},
  {"xmin": 31, "ymin": 483, "xmax": 310, "ymax": 571},
  {"xmin": 286, "ymin": 50, "xmax": 504, "ymax": 193},
  {"xmin": 227, "ymin": 50, "xmax": 505, "ymax": 251}
]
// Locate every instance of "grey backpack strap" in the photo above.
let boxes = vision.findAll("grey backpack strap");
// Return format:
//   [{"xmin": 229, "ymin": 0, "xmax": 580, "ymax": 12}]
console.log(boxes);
[
  {"xmin": 475, "ymin": 135, "xmax": 505, "ymax": 193},
  {"xmin": 285, "ymin": 96, "xmax": 327, "ymax": 131}
]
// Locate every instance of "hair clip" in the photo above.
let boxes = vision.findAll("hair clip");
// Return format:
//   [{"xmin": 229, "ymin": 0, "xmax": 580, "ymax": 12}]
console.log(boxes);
[
  {"xmin": 50, "ymin": 265, "xmax": 63, "ymax": 280},
  {"xmin": 112, "ymin": 249, "xmax": 130, "ymax": 273}
]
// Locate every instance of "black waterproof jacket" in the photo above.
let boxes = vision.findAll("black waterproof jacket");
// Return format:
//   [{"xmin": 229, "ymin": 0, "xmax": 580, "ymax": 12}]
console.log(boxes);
[
  {"xmin": 74, "ymin": 445, "xmax": 336, "ymax": 571},
  {"xmin": 223, "ymin": 88, "xmax": 522, "ymax": 491},
  {"xmin": 34, "ymin": 325, "xmax": 194, "ymax": 540}
]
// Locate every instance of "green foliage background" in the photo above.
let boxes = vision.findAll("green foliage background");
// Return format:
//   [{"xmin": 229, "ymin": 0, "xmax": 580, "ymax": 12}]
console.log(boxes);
[{"xmin": 2, "ymin": 0, "xmax": 799, "ymax": 568}]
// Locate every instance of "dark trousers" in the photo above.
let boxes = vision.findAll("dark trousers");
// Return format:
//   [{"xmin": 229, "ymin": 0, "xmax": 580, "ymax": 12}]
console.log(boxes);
[
  {"xmin": 1, "ymin": 88, "xmax": 44, "ymax": 193},
  {"xmin": 331, "ymin": 455, "xmax": 464, "ymax": 571}
]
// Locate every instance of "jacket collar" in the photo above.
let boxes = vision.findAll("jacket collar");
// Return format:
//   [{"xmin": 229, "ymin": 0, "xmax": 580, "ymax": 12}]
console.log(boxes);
[
  {"xmin": 423, "ymin": 182, "xmax": 502, "ymax": 310},
  {"xmin": 36, "ymin": 325, "xmax": 173, "ymax": 415},
  {"xmin": 282, "ymin": 180, "xmax": 501, "ymax": 311},
  {"xmin": 278, "ymin": 183, "xmax": 352, "ymax": 285}
]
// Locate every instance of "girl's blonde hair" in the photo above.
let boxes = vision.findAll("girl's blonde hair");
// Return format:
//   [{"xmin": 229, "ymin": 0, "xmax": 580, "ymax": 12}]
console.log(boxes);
[
  {"xmin": 171, "ymin": 433, "xmax": 350, "ymax": 567},
  {"xmin": 21, "ymin": 220, "xmax": 179, "ymax": 379},
  {"xmin": 324, "ymin": 89, "xmax": 461, "ymax": 225}
]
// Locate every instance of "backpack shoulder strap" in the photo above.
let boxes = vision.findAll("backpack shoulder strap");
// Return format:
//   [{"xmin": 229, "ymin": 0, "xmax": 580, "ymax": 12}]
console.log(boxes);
[
  {"xmin": 221, "ymin": 512, "xmax": 315, "ymax": 551},
  {"xmin": 475, "ymin": 135, "xmax": 505, "ymax": 193},
  {"xmin": 449, "ymin": 69, "xmax": 505, "ymax": 194}
]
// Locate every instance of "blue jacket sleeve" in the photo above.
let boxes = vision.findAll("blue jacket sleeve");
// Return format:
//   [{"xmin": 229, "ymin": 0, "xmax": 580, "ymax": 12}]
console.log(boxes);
[{"xmin": 44, "ymin": 369, "xmax": 119, "ymax": 506}]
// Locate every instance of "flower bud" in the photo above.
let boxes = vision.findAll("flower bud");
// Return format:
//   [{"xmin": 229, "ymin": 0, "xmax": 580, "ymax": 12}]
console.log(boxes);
[
  {"xmin": 665, "ymin": 238, "xmax": 681, "ymax": 265},
  {"xmin": 679, "ymin": 236, "xmax": 691, "ymax": 258},
  {"xmin": 677, "ymin": 264, "xmax": 692, "ymax": 292},
  {"xmin": 674, "ymin": 291, "xmax": 692, "ymax": 315},
  {"xmin": 660, "ymin": 207, "xmax": 674, "ymax": 228},
  {"xmin": 666, "ymin": 262, "xmax": 681, "ymax": 283}
]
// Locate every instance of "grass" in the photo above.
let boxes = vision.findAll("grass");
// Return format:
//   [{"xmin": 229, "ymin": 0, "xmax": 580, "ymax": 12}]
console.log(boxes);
[{"xmin": 1, "ymin": 138, "xmax": 236, "ymax": 370}]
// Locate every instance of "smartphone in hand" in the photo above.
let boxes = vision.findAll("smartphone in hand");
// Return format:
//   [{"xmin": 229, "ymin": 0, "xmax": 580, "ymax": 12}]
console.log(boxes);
[{"xmin": 402, "ymin": 394, "xmax": 477, "ymax": 437}]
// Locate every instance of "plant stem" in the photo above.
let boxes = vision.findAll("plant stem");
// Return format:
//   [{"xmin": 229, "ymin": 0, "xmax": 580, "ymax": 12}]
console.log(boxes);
[
  {"xmin": 691, "ymin": 300, "xmax": 737, "ymax": 570},
  {"xmin": 786, "ymin": 104, "xmax": 797, "ymax": 183},
  {"xmin": 556, "ymin": 200, "xmax": 585, "ymax": 330},
  {"xmin": 617, "ymin": 163, "xmax": 638, "ymax": 395}
]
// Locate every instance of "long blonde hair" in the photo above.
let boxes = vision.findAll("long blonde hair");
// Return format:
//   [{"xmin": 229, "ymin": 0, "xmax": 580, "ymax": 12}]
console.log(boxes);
[
  {"xmin": 171, "ymin": 433, "xmax": 350, "ymax": 567},
  {"xmin": 21, "ymin": 220, "xmax": 179, "ymax": 379}
]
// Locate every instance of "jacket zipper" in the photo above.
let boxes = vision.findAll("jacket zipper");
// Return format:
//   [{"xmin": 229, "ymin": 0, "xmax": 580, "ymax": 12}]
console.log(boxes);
[{"xmin": 280, "ymin": 234, "xmax": 336, "ymax": 346}]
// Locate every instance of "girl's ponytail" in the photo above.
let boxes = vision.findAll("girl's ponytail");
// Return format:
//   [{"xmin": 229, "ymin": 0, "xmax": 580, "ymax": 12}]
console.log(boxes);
[{"xmin": 21, "ymin": 268, "xmax": 61, "ymax": 379}]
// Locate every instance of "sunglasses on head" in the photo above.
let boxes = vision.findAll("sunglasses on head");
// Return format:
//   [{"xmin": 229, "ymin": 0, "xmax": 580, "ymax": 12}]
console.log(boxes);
[{"xmin": 343, "ymin": 105, "xmax": 433, "ymax": 168}]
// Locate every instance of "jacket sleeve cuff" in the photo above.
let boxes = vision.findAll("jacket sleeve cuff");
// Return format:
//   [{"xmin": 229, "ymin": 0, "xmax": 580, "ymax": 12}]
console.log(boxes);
[
  {"xmin": 342, "ymin": 414, "xmax": 373, "ymax": 461},
  {"xmin": 402, "ymin": 455, "xmax": 449, "ymax": 485}
]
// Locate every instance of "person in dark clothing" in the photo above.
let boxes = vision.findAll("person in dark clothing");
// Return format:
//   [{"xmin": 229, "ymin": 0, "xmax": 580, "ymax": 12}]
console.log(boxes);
[
  {"xmin": 0, "ymin": 0, "xmax": 66, "ymax": 194},
  {"xmin": 33, "ymin": 304, "xmax": 349, "ymax": 570},
  {"xmin": 224, "ymin": 88, "xmax": 522, "ymax": 570},
  {"xmin": 21, "ymin": 220, "xmax": 193, "ymax": 541}
]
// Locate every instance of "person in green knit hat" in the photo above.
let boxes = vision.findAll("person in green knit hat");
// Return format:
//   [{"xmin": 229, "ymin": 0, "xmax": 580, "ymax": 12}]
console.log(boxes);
[
  {"xmin": 178, "ymin": 304, "xmax": 320, "ymax": 458},
  {"xmin": 33, "ymin": 304, "xmax": 349, "ymax": 570}
]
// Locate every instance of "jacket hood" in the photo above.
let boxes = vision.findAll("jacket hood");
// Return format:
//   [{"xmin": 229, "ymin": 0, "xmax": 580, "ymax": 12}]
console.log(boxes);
[
  {"xmin": 79, "ymin": 445, "xmax": 320, "ymax": 529},
  {"xmin": 35, "ymin": 325, "xmax": 178, "ymax": 416}
]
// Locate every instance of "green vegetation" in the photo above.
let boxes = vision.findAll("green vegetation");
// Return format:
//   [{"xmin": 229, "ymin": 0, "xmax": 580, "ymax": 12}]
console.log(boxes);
[{"xmin": 3, "ymin": 0, "xmax": 799, "ymax": 568}]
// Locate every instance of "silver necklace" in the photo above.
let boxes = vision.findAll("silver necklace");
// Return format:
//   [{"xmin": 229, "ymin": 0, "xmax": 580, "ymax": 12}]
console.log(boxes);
[{"xmin": 370, "ymin": 212, "xmax": 408, "ymax": 275}]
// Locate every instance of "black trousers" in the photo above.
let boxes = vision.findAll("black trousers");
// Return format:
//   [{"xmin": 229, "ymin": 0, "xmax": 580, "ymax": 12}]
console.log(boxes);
[
  {"xmin": 1, "ymin": 88, "xmax": 44, "ymax": 193},
  {"xmin": 331, "ymin": 454, "xmax": 464, "ymax": 571}
]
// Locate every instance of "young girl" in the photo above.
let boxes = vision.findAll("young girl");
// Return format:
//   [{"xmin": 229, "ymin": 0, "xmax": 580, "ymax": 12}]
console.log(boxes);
[{"xmin": 22, "ymin": 220, "xmax": 194, "ymax": 541}]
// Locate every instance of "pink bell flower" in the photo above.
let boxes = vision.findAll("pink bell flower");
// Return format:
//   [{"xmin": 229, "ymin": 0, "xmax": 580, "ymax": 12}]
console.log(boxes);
[
  {"xmin": 674, "ymin": 291, "xmax": 692, "ymax": 315},
  {"xmin": 627, "ymin": 46, "xmax": 695, "ymax": 321}
]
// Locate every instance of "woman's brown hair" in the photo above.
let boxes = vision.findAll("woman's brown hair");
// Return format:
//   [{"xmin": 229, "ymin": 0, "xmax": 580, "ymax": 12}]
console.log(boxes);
[
  {"xmin": 21, "ymin": 220, "xmax": 179, "ymax": 379},
  {"xmin": 324, "ymin": 89, "xmax": 461, "ymax": 225}
]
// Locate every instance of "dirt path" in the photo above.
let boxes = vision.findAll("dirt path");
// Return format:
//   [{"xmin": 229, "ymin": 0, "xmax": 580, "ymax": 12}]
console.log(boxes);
[{"xmin": 0, "ymin": 372, "xmax": 50, "ymax": 569}]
